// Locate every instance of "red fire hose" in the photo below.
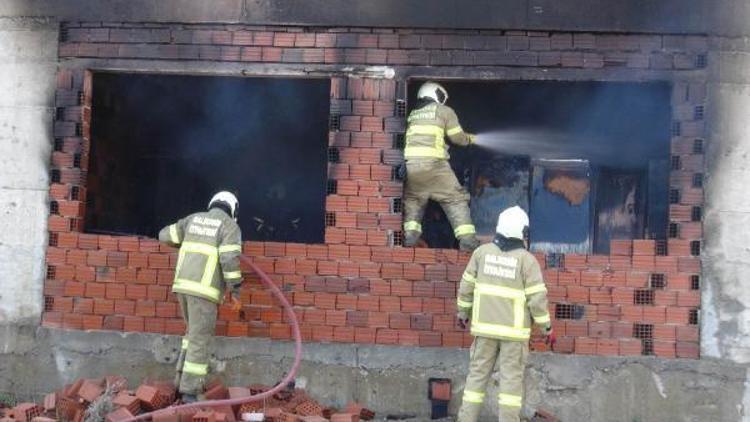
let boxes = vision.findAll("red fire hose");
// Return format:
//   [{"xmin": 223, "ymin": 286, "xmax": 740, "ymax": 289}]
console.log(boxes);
[{"xmin": 125, "ymin": 256, "xmax": 303, "ymax": 422}]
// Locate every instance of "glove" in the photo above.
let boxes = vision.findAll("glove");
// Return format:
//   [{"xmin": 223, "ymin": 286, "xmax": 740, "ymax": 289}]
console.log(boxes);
[
  {"xmin": 396, "ymin": 162, "xmax": 407, "ymax": 181},
  {"xmin": 544, "ymin": 326, "xmax": 556, "ymax": 348},
  {"xmin": 229, "ymin": 294, "xmax": 242, "ymax": 312},
  {"xmin": 467, "ymin": 134, "xmax": 476, "ymax": 144},
  {"xmin": 456, "ymin": 310, "xmax": 470, "ymax": 330},
  {"xmin": 228, "ymin": 286, "xmax": 242, "ymax": 312}
]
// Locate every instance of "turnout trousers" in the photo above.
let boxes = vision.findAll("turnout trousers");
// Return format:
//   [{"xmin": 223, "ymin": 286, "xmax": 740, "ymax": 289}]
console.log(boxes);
[
  {"xmin": 174, "ymin": 293, "xmax": 217, "ymax": 395},
  {"xmin": 457, "ymin": 336, "xmax": 529, "ymax": 422},
  {"xmin": 403, "ymin": 160, "xmax": 476, "ymax": 242}
]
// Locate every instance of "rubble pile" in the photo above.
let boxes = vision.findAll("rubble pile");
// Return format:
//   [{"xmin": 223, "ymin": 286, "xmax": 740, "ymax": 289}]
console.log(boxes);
[{"xmin": 0, "ymin": 377, "xmax": 374, "ymax": 422}]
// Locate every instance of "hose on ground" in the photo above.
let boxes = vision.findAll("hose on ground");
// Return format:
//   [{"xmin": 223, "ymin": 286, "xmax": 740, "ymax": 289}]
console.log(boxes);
[{"xmin": 124, "ymin": 255, "xmax": 303, "ymax": 422}]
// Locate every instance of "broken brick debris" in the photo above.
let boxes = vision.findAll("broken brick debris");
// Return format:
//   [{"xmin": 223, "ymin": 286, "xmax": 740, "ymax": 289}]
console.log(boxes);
[
  {"xmin": 357, "ymin": 408, "xmax": 374, "ymax": 421},
  {"xmin": 152, "ymin": 408, "xmax": 180, "ymax": 422},
  {"xmin": 204, "ymin": 379, "xmax": 224, "ymax": 393},
  {"xmin": 112, "ymin": 392, "xmax": 141, "ymax": 415},
  {"xmin": 238, "ymin": 402, "xmax": 264, "ymax": 415},
  {"xmin": 321, "ymin": 408, "xmax": 334, "ymax": 419},
  {"xmin": 212, "ymin": 406, "xmax": 236, "ymax": 422},
  {"xmin": 247, "ymin": 385, "xmax": 269, "ymax": 395},
  {"xmin": 77, "ymin": 379, "xmax": 105, "ymax": 403},
  {"xmin": 56, "ymin": 397, "xmax": 85, "ymax": 422},
  {"xmin": 532, "ymin": 409, "xmax": 560, "ymax": 422},
  {"xmin": 262, "ymin": 408, "xmax": 283, "ymax": 422},
  {"xmin": 203, "ymin": 384, "xmax": 229, "ymax": 401},
  {"xmin": 13, "ymin": 403, "xmax": 42, "ymax": 422},
  {"xmin": 294, "ymin": 400, "xmax": 323, "ymax": 417},
  {"xmin": 11, "ymin": 376, "xmax": 375, "ymax": 422},
  {"xmin": 343, "ymin": 403, "xmax": 373, "ymax": 421},
  {"xmin": 277, "ymin": 412, "xmax": 299, "ymax": 422},
  {"xmin": 105, "ymin": 376, "xmax": 128, "ymax": 393},
  {"xmin": 227, "ymin": 388, "xmax": 251, "ymax": 400},
  {"xmin": 343, "ymin": 403, "xmax": 361, "ymax": 417},
  {"xmin": 273, "ymin": 390, "xmax": 293, "ymax": 402},
  {"xmin": 42, "ymin": 393, "xmax": 56, "ymax": 413},
  {"xmin": 329, "ymin": 413, "xmax": 358, "ymax": 422},
  {"xmin": 173, "ymin": 407, "xmax": 199, "ymax": 422},
  {"xmin": 227, "ymin": 387, "xmax": 251, "ymax": 415},
  {"xmin": 144, "ymin": 379, "xmax": 177, "ymax": 404},
  {"xmin": 105, "ymin": 407, "xmax": 134, "ymax": 422},
  {"xmin": 62, "ymin": 380, "xmax": 84, "ymax": 398},
  {"xmin": 192, "ymin": 410, "xmax": 216, "ymax": 422},
  {"xmin": 135, "ymin": 385, "xmax": 167, "ymax": 411}
]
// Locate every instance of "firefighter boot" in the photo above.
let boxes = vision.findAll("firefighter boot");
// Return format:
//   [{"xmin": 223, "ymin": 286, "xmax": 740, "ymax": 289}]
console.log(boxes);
[
  {"xmin": 181, "ymin": 393, "xmax": 198, "ymax": 404},
  {"xmin": 459, "ymin": 234, "xmax": 480, "ymax": 252},
  {"xmin": 404, "ymin": 230, "xmax": 421, "ymax": 247}
]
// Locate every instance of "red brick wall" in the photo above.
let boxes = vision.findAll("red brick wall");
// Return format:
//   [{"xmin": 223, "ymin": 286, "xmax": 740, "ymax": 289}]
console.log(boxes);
[{"xmin": 45, "ymin": 23, "xmax": 706, "ymax": 359}]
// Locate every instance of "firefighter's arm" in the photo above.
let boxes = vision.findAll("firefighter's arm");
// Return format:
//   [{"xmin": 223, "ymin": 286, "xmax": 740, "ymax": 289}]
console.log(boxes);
[
  {"xmin": 456, "ymin": 250, "xmax": 479, "ymax": 318},
  {"xmin": 443, "ymin": 106, "xmax": 473, "ymax": 147},
  {"xmin": 158, "ymin": 217, "xmax": 187, "ymax": 247},
  {"xmin": 219, "ymin": 222, "xmax": 243, "ymax": 297},
  {"xmin": 523, "ymin": 255, "xmax": 551, "ymax": 330}
]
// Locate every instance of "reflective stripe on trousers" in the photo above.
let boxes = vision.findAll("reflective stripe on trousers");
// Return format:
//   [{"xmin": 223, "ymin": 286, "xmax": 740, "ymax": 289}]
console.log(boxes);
[
  {"xmin": 454, "ymin": 224, "xmax": 476, "ymax": 237},
  {"xmin": 498, "ymin": 393, "xmax": 523, "ymax": 408},
  {"xmin": 403, "ymin": 220, "xmax": 422, "ymax": 233},
  {"xmin": 462, "ymin": 390, "xmax": 485, "ymax": 404},
  {"xmin": 182, "ymin": 360, "xmax": 208, "ymax": 375}
]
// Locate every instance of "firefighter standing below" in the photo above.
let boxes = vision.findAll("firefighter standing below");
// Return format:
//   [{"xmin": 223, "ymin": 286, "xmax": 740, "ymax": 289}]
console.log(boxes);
[
  {"xmin": 403, "ymin": 81, "xmax": 480, "ymax": 251},
  {"xmin": 455, "ymin": 206, "xmax": 556, "ymax": 422},
  {"xmin": 158, "ymin": 191, "xmax": 244, "ymax": 403}
]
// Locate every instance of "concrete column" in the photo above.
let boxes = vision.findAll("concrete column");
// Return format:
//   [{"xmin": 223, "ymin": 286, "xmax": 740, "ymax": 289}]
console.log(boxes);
[
  {"xmin": 703, "ymin": 36, "xmax": 750, "ymax": 365},
  {"xmin": 0, "ymin": 17, "xmax": 58, "ymax": 325}
]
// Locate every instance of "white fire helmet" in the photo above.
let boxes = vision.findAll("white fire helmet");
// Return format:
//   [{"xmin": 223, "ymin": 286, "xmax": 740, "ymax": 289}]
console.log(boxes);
[
  {"xmin": 496, "ymin": 206, "xmax": 529, "ymax": 240},
  {"xmin": 417, "ymin": 81, "xmax": 448, "ymax": 104},
  {"xmin": 208, "ymin": 191, "xmax": 239, "ymax": 220}
]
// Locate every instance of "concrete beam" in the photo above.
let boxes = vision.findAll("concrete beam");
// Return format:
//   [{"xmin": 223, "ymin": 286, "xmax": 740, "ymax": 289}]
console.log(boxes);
[
  {"xmin": 0, "ymin": 0, "xmax": 749, "ymax": 36},
  {"xmin": 0, "ymin": 326, "xmax": 747, "ymax": 421}
]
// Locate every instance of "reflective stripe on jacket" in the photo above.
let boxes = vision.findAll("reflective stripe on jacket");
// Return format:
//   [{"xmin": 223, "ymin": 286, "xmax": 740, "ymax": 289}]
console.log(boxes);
[
  {"xmin": 158, "ymin": 208, "xmax": 242, "ymax": 303},
  {"xmin": 404, "ymin": 102, "xmax": 471, "ymax": 160},
  {"xmin": 456, "ymin": 243, "xmax": 551, "ymax": 341}
]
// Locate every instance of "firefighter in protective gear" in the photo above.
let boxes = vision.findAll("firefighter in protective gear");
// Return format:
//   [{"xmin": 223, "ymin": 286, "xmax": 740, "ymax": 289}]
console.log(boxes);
[
  {"xmin": 158, "ymin": 191, "xmax": 243, "ymax": 403},
  {"xmin": 403, "ymin": 81, "xmax": 480, "ymax": 252},
  {"xmin": 456, "ymin": 206, "xmax": 554, "ymax": 422}
]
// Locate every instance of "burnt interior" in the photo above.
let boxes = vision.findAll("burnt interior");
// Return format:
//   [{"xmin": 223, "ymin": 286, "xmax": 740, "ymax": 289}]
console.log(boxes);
[
  {"xmin": 86, "ymin": 73, "xmax": 331, "ymax": 243},
  {"xmin": 407, "ymin": 80, "xmax": 671, "ymax": 253}
]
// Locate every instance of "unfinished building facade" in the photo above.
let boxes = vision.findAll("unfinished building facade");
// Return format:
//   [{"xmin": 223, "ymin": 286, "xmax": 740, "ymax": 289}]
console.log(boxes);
[{"xmin": 1, "ymin": 1, "xmax": 749, "ymax": 421}]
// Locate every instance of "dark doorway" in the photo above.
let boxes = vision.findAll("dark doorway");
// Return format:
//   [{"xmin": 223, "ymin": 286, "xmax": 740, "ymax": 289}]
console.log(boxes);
[
  {"xmin": 406, "ymin": 80, "xmax": 671, "ymax": 253},
  {"xmin": 86, "ymin": 73, "xmax": 330, "ymax": 243}
]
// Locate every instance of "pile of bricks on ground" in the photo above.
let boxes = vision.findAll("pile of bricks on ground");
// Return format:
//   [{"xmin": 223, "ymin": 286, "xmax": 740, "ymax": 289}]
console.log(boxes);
[
  {"xmin": 530, "ymin": 410, "xmax": 559, "ymax": 422},
  {"xmin": 0, "ymin": 377, "xmax": 374, "ymax": 422}
]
